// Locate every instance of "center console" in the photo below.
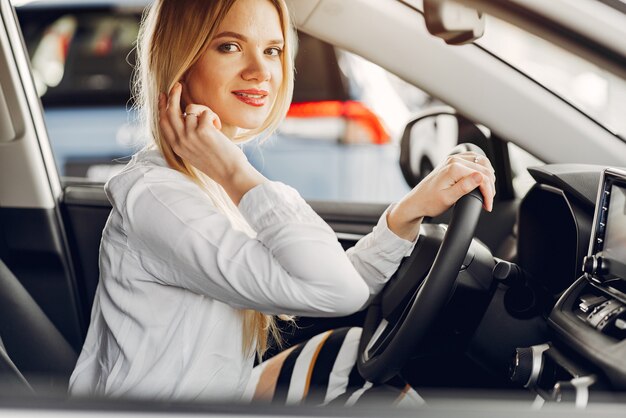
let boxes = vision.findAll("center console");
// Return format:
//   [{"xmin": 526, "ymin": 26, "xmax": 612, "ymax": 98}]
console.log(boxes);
[
  {"xmin": 563, "ymin": 167, "xmax": 626, "ymax": 342},
  {"xmin": 512, "ymin": 168, "xmax": 626, "ymax": 405}
]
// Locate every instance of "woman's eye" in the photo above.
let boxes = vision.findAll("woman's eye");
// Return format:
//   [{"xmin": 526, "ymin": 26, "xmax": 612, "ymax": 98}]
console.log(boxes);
[
  {"xmin": 218, "ymin": 43, "xmax": 240, "ymax": 53},
  {"xmin": 265, "ymin": 47, "xmax": 283, "ymax": 57}
]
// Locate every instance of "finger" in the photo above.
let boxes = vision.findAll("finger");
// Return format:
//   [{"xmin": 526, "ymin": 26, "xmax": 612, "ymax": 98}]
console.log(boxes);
[
  {"xmin": 472, "ymin": 155, "xmax": 496, "ymax": 179},
  {"xmin": 184, "ymin": 104, "xmax": 222, "ymax": 131},
  {"xmin": 460, "ymin": 165, "xmax": 495, "ymax": 212},
  {"xmin": 183, "ymin": 104, "xmax": 201, "ymax": 132},
  {"xmin": 447, "ymin": 155, "xmax": 495, "ymax": 183},
  {"xmin": 444, "ymin": 171, "xmax": 483, "ymax": 207},
  {"xmin": 451, "ymin": 153, "xmax": 496, "ymax": 178},
  {"xmin": 184, "ymin": 111, "xmax": 199, "ymax": 132},
  {"xmin": 197, "ymin": 109, "xmax": 222, "ymax": 132},
  {"xmin": 443, "ymin": 162, "xmax": 496, "ymax": 211},
  {"xmin": 482, "ymin": 162, "xmax": 497, "ymax": 202},
  {"xmin": 166, "ymin": 82, "xmax": 185, "ymax": 134},
  {"xmin": 158, "ymin": 92, "xmax": 177, "ymax": 144},
  {"xmin": 461, "ymin": 154, "xmax": 497, "ymax": 209},
  {"xmin": 444, "ymin": 161, "xmax": 476, "ymax": 185},
  {"xmin": 477, "ymin": 173, "xmax": 495, "ymax": 212},
  {"xmin": 468, "ymin": 153, "xmax": 496, "ymax": 181},
  {"xmin": 457, "ymin": 157, "xmax": 496, "ymax": 195}
]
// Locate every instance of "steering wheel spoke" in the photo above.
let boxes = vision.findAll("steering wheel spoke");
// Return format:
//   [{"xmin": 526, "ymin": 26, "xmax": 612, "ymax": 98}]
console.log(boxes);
[
  {"xmin": 364, "ymin": 288, "xmax": 421, "ymax": 361},
  {"xmin": 380, "ymin": 224, "xmax": 445, "ymax": 318},
  {"xmin": 362, "ymin": 319, "xmax": 389, "ymax": 361}
]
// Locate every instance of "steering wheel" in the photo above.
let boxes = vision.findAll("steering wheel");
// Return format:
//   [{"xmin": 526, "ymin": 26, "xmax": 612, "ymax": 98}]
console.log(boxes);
[{"xmin": 357, "ymin": 143, "xmax": 486, "ymax": 383}]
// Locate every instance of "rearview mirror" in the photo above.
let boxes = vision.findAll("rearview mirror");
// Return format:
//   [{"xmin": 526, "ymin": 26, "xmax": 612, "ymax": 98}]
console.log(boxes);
[
  {"xmin": 423, "ymin": 0, "xmax": 485, "ymax": 45},
  {"xmin": 399, "ymin": 108, "xmax": 490, "ymax": 187}
]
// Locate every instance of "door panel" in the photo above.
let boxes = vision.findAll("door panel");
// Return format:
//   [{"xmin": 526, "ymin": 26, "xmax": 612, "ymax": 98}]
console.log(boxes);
[
  {"xmin": 0, "ymin": 207, "xmax": 85, "ymax": 351},
  {"xmin": 0, "ymin": 2, "xmax": 84, "ymax": 352}
]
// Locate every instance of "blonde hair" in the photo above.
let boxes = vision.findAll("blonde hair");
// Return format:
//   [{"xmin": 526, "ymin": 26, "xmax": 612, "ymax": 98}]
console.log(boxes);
[{"xmin": 133, "ymin": 0, "xmax": 296, "ymax": 358}]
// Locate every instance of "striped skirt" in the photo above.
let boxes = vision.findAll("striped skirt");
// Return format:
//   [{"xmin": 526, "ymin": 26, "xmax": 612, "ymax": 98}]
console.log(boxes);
[{"xmin": 243, "ymin": 327, "xmax": 424, "ymax": 407}]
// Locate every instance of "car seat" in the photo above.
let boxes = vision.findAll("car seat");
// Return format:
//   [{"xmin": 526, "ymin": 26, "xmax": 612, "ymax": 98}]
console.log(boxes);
[{"xmin": 0, "ymin": 258, "xmax": 77, "ymax": 394}]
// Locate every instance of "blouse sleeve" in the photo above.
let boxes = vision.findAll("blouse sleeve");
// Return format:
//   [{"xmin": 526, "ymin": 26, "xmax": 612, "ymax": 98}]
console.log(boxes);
[
  {"xmin": 346, "ymin": 205, "xmax": 418, "ymax": 298},
  {"xmin": 120, "ymin": 171, "xmax": 369, "ymax": 317}
]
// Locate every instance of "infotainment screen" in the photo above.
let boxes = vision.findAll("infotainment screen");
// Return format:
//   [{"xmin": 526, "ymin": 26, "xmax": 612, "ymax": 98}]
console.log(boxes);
[{"xmin": 603, "ymin": 184, "xmax": 626, "ymax": 280}]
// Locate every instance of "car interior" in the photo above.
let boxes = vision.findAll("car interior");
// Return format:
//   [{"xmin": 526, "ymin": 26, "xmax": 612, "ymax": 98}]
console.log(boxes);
[{"xmin": 1, "ymin": 0, "xmax": 626, "ymax": 413}]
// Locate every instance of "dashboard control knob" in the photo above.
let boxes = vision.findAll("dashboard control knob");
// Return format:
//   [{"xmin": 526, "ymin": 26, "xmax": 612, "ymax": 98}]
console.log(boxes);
[
  {"xmin": 509, "ymin": 347, "xmax": 533, "ymax": 386},
  {"xmin": 552, "ymin": 380, "xmax": 577, "ymax": 403},
  {"xmin": 582, "ymin": 255, "xmax": 608, "ymax": 276},
  {"xmin": 552, "ymin": 376, "xmax": 595, "ymax": 407},
  {"xmin": 509, "ymin": 344, "xmax": 550, "ymax": 388},
  {"xmin": 582, "ymin": 255, "xmax": 598, "ymax": 275},
  {"xmin": 493, "ymin": 260, "xmax": 523, "ymax": 286}
]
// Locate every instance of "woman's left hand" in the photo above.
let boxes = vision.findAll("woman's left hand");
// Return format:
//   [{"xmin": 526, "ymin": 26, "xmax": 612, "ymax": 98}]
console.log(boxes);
[{"xmin": 387, "ymin": 152, "xmax": 496, "ymax": 241}]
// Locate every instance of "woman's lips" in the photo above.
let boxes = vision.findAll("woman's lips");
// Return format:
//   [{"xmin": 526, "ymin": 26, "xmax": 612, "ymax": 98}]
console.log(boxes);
[{"xmin": 232, "ymin": 89, "xmax": 268, "ymax": 107}]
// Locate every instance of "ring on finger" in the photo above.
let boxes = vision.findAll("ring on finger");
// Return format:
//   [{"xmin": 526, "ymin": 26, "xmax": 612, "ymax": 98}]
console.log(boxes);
[
  {"xmin": 473, "ymin": 156, "xmax": 481, "ymax": 164},
  {"xmin": 183, "ymin": 112, "xmax": 198, "ymax": 118}
]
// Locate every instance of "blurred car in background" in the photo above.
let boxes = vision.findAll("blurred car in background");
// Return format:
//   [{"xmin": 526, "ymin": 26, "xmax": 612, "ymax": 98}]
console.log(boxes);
[
  {"xmin": 15, "ymin": 0, "xmax": 145, "ymax": 179},
  {"xmin": 14, "ymin": 0, "xmax": 434, "ymax": 202}
]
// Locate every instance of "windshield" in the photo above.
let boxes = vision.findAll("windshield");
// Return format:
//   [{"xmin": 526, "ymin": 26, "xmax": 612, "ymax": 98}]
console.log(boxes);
[{"xmin": 477, "ymin": 15, "xmax": 626, "ymax": 140}]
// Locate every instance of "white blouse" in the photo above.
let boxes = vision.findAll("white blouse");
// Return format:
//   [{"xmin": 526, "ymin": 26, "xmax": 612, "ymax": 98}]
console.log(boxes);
[{"xmin": 68, "ymin": 147, "xmax": 416, "ymax": 401}]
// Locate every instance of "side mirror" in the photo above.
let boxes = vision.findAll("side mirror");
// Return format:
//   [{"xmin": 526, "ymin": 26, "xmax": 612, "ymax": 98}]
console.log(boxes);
[
  {"xmin": 423, "ymin": 0, "xmax": 485, "ymax": 45},
  {"xmin": 399, "ymin": 108, "xmax": 490, "ymax": 187}
]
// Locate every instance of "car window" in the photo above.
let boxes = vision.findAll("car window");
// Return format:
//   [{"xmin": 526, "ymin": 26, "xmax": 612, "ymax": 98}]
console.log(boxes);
[
  {"xmin": 15, "ymin": 6, "xmax": 436, "ymax": 204},
  {"xmin": 22, "ymin": 6, "xmax": 538, "ymax": 205},
  {"xmin": 243, "ymin": 49, "xmax": 436, "ymax": 203},
  {"xmin": 18, "ymin": 7, "xmax": 140, "ymax": 106}
]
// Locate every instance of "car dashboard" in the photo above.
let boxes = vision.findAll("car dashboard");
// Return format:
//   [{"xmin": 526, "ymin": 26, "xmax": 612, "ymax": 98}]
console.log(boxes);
[{"xmin": 505, "ymin": 164, "xmax": 626, "ymax": 403}]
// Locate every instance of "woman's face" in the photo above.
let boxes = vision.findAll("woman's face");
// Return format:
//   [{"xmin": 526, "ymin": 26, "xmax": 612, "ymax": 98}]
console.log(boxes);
[{"xmin": 182, "ymin": 0, "xmax": 284, "ymax": 138}]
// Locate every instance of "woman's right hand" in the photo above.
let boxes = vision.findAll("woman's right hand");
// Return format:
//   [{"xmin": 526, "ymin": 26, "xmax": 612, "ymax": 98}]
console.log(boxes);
[{"xmin": 158, "ymin": 82, "xmax": 266, "ymax": 205}]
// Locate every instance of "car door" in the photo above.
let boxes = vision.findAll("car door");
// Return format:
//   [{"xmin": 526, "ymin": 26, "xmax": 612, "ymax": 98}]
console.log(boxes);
[{"xmin": 0, "ymin": 1, "xmax": 85, "ymax": 352}]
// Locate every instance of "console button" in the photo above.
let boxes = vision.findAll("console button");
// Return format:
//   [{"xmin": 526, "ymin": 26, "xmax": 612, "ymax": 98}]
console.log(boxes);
[
  {"xmin": 603, "ymin": 311, "xmax": 626, "ymax": 339},
  {"xmin": 597, "ymin": 306, "xmax": 625, "ymax": 331},
  {"xmin": 586, "ymin": 299, "xmax": 623, "ymax": 328},
  {"xmin": 578, "ymin": 294, "xmax": 607, "ymax": 313}
]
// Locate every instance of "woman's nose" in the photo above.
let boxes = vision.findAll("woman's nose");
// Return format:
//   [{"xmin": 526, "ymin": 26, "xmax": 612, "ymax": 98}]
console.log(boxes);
[{"xmin": 241, "ymin": 51, "xmax": 271, "ymax": 82}]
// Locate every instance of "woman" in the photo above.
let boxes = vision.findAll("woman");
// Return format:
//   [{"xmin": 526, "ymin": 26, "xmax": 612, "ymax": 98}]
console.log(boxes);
[{"xmin": 69, "ymin": 0, "xmax": 496, "ymax": 405}]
